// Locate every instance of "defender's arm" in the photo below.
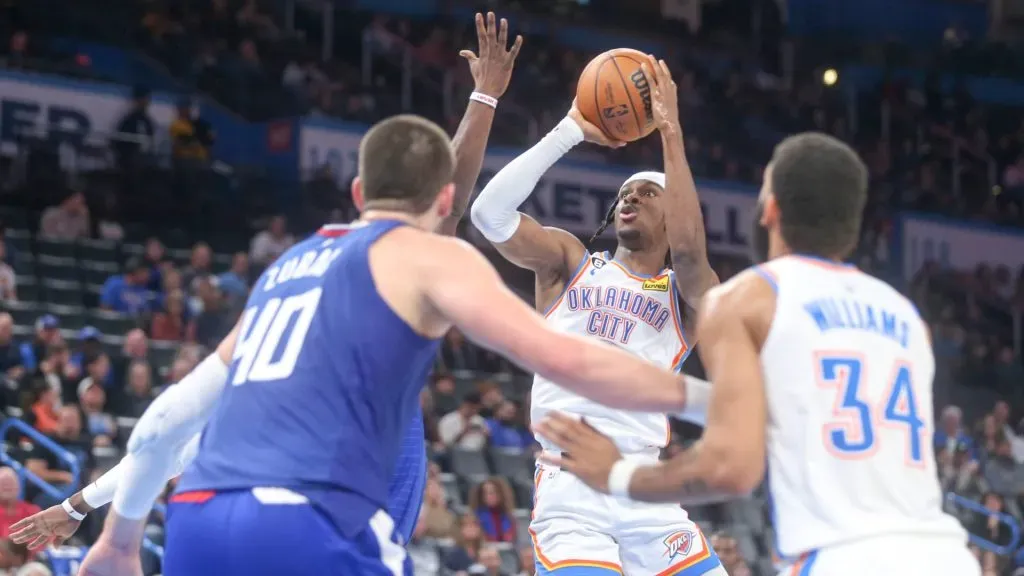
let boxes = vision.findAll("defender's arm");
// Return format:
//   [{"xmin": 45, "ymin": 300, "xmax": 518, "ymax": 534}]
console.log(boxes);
[
  {"xmin": 439, "ymin": 12, "xmax": 522, "ymax": 237},
  {"xmin": 425, "ymin": 237, "xmax": 688, "ymax": 413}
]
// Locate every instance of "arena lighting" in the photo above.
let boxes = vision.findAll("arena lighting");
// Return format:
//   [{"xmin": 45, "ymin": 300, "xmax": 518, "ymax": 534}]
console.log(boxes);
[{"xmin": 822, "ymin": 68, "xmax": 838, "ymax": 86}]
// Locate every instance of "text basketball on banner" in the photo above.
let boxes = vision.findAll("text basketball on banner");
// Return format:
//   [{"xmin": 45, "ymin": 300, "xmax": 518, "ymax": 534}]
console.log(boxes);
[
  {"xmin": 299, "ymin": 118, "xmax": 758, "ymax": 258},
  {"xmin": 897, "ymin": 213, "xmax": 1024, "ymax": 281}
]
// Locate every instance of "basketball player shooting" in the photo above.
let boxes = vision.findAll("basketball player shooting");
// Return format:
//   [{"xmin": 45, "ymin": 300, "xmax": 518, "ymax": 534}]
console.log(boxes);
[
  {"xmin": 471, "ymin": 56, "xmax": 724, "ymax": 575},
  {"xmin": 535, "ymin": 133, "xmax": 982, "ymax": 576}
]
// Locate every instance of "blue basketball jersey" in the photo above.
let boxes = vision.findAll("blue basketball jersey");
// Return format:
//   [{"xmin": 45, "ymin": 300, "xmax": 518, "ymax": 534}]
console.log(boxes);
[
  {"xmin": 389, "ymin": 408, "xmax": 427, "ymax": 543},
  {"xmin": 176, "ymin": 220, "xmax": 441, "ymax": 537}
]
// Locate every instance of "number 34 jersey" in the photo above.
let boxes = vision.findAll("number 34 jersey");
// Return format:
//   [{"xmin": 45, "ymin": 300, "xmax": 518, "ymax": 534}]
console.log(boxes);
[
  {"xmin": 176, "ymin": 220, "xmax": 440, "ymax": 538},
  {"xmin": 756, "ymin": 256, "xmax": 965, "ymax": 559}
]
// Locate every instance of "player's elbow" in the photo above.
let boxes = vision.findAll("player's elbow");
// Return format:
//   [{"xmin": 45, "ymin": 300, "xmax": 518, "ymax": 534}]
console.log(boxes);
[
  {"xmin": 704, "ymin": 442, "xmax": 765, "ymax": 496},
  {"xmin": 469, "ymin": 200, "xmax": 515, "ymax": 244}
]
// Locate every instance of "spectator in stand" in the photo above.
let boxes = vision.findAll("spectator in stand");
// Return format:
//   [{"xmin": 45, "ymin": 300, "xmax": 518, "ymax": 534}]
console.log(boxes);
[
  {"xmin": 25, "ymin": 382, "xmax": 59, "ymax": 436},
  {"xmin": 0, "ymin": 468, "xmax": 38, "ymax": 539},
  {"xmin": 249, "ymin": 215, "xmax": 294, "ymax": 269},
  {"xmin": 150, "ymin": 290, "xmax": 195, "ymax": 342},
  {"xmin": 407, "ymin": 510, "xmax": 441, "ymax": 576},
  {"xmin": 121, "ymin": 359, "xmax": 155, "ymax": 418},
  {"xmin": 982, "ymin": 436, "xmax": 1024, "ymax": 511},
  {"xmin": 113, "ymin": 85, "xmax": 155, "ymax": 173},
  {"xmin": 477, "ymin": 544, "xmax": 509, "ymax": 576},
  {"xmin": 170, "ymin": 98, "xmax": 209, "ymax": 162},
  {"xmin": 77, "ymin": 374, "xmax": 115, "ymax": 447},
  {"xmin": 34, "ymin": 342, "xmax": 74, "ymax": 405},
  {"xmin": 430, "ymin": 371, "xmax": 459, "ymax": 415},
  {"xmin": 0, "ymin": 221, "xmax": 19, "ymax": 274},
  {"xmin": 2, "ymin": 30, "xmax": 30, "ymax": 69},
  {"xmin": 217, "ymin": 251, "xmax": 250, "ymax": 302},
  {"xmin": 18, "ymin": 315, "xmax": 60, "ymax": 373},
  {"xmin": 444, "ymin": 513, "xmax": 485, "ymax": 573},
  {"xmin": 420, "ymin": 478, "xmax": 456, "ymax": 539},
  {"xmin": 181, "ymin": 242, "xmax": 213, "ymax": 293},
  {"xmin": 442, "ymin": 328, "xmax": 479, "ymax": 371},
  {"xmin": 487, "ymin": 401, "xmax": 531, "ymax": 450},
  {"xmin": 0, "ymin": 242, "xmax": 16, "ymax": 303},
  {"xmin": 936, "ymin": 405, "xmax": 977, "ymax": 464},
  {"xmin": 438, "ymin": 392, "xmax": 488, "ymax": 451},
  {"xmin": 977, "ymin": 415, "xmax": 1003, "ymax": 461},
  {"xmin": 235, "ymin": 0, "xmax": 278, "ymax": 39},
  {"xmin": 476, "ymin": 381, "xmax": 504, "ymax": 419},
  {"xmin": 25, "ymin": 406, "xmax": 88, "ymax": 506},
  {"xmin": 142, "ymin": 237, "xmax": 167, "ymax": 292},
  {"xmin": 0, "ymin": 539, "xmax": 29, "ymax": 574},
  {"xmin": 970, "ymin": 493, "xmax": 1014, "ymax": 573},
  {"xmin": 515, "ymin": 547, "xmax": 535, "ymax": 576},
  {"xmin": 0, "ymin": 314, "xmax": 23, "ymax": 385},
  {"xmin": 469, "ymin": 477, "xmax": 517, "ymax": 544},
  {"xmin": 193, "ymin": 276, "xmax": 231, "ymax": 349},
  {"xmin": 68, "ymin": 327, "xmax": 102, "ymax": 382},
  {"xmin": 38, "ymin": 190, "xmax": 90, "ymax": 241},
  {"xmin": 992, "ymin": 401, "xmax": 1024, "ymax": 462},
  {"xmin": 112, "ymin": 329, "xmax": 154, "ymax": 391},
  {"xmin": 99, "ymin": 257, "xmax": 151, "ymax": 316}
]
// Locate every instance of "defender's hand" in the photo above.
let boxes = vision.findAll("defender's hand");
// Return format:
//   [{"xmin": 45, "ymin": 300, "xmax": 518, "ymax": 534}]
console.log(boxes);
[
  {"xmin": 534, "ymin": 412, "xmax": 622, "ymax": 493},
  {"xmin": 459, "ymin": 12, "xmax": 523, "ymax": 99},
  {"xmin": 641, "ymin": 55, "xmax": 681, "ymax": 134},
  {"xmin": 10, "ymin": 504, "xmax": 83, "ymax": 550},
  {"xmin": 568, "ymin": 100, "xmax": 626, "ymax": 148}
]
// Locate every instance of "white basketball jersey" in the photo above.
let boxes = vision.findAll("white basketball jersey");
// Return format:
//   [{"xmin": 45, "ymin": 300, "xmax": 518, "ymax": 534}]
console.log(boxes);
[
  {"xmin": 531, "ymin": 251, "xmax": 689, "ymax": 452},
  {"xmin": 758, "ymin": 255, "xmax": 966, "ymax": 558}
]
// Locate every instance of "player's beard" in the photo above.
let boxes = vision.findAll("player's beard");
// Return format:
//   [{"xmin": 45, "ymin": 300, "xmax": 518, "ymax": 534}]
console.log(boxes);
[{"xmin": 750, "ymin": 199, "xmax": 770, "ymax": 264}]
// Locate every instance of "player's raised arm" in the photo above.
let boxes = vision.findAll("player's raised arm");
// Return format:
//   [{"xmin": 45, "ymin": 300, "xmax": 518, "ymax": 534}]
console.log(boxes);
[
  {"xmin": 642, "ymin": 57, "xmax": 718, "ymax": 321},
  {"xmin": 439, "ymin": 11, "xmax": 522, "ymax": 237},
  {"xmin": 423, "ymin": 236, "xmax": 688, "ymax": 413},
  {"xmin": 469, "ymin": 102, "xmax": 622, "ymax": 278},
  {"xmin": 535, "ymin": 270, "xmax": 770, "ymax": 504}
]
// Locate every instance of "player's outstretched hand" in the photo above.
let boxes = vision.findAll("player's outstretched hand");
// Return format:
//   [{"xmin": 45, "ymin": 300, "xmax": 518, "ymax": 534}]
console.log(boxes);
[
  {"xmin": 9, "ymin": 504, "xmax": 82, "ymax": 550},
  {"xmin": 534, "ymin": 412, "xmax": 623, "ymax": 494},
  {"xmin": 640, "ymin": 55, "xmax": 681, "ymax": 134},
  {"xmin": 568, "ymin": 99, "xmax": 627, "ymax": 148},
  {"xmin": 459, "ymin": 12, "xmax": 523, "ymax": 99},
  {"xmin": 79, "ymin": 540, "xmax": 144, "ymax": 576}
]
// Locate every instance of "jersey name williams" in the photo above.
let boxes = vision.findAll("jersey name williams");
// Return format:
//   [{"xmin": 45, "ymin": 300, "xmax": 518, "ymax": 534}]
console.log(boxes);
[{"xmin": 563, "ymin": 284, "xmax": 673, "ymax": 345}]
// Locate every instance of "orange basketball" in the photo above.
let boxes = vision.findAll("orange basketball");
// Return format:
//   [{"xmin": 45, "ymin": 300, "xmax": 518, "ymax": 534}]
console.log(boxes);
[{"xmin": 576, "ymin": 48, "xmax": 656, "ymax": 142}]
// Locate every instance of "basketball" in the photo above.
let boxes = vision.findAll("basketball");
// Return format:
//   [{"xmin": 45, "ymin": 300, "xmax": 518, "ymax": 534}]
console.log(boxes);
[{"xmin": 576, "ymin": 48, "xmax": 657, "ymax": 142}]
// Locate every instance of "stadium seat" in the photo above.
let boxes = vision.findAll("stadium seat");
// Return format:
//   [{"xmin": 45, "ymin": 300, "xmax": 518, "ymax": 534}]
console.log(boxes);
[
  {"xmin": 16, "ymin": 277, "xmax": 40, "ymax": 303},
  {"xmin": 80, "ymin": 260, "xmax": 119, "ymax": 286},
  {"xmin": 439, "ymin": 473, "xmax": 464, "ymax": 507},
  {"xmin": 0, "ymin": 208, "xmax": 31, "ymax": 230},
  {"xmin": 89, "ymin": 309, "xmax": 137, "ymax": 335},
  {"xmin": 41, "ymin": 280, "xmax": 86, "ymax": 308},
  {"xmin": 489, "ymin": 448, "xmax": 533, "ymax": 485},
  {"xmin": 510, "ymin": 477, "xmax": 534, "ymax": 509},
  {"xmin": 37, "ymin": 256, "xmax": 81, "ymax": 283},
  {"xmin": 167, "ymin": 248, "xmax": 191, "ymax": 266},
  {"xmin": 5, "ymin": 229, "xmax": 32, "ymax": 254},
  {"xmin": 513, "ymin": 509, "xmax": 532, "ymax": 547},
  {"xmin": 496, "ymin": 543, "xmax": 518, "ymax": 574},
  {"xmin": 149, "ymin": 341, "xmax": 179, "ymax": 372},
  {"xmin": 77, "ymin": 239, "xmax": 119, "ymax": 264},
  {"xmin": 450, "ymin": 449, "xmax": 491, "ymax": 484},
  {"xmin": 36, "ymin": 238, "xmax": 77, "ymax": 259},
  {"xmin": 2, "ymin": 300, "xmax": 42, "ymax": 327},
  {"xmin": 725, "ymin": 498, "xmax": 766, "ymax": 534},
  {"xmin": 55, "ymin": 309, "xmax": 88, "ymax": 331},
  {"xmin": 120, "ymin": 243, "xmax": 145, "ymax": 259}
]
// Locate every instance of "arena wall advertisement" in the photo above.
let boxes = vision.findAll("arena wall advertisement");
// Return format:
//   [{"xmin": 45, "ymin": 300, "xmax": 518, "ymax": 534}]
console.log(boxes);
[
  {"xmin": 300, "ymin": 118, "xmax": 759, "ymax": 258},
  {"xmin": 0, "ymin": 70, "xmax": 177, "ymax": 162},
  {"xmin": 896, "ymin": 213, "xmax": 1024, "ymax": 281}
]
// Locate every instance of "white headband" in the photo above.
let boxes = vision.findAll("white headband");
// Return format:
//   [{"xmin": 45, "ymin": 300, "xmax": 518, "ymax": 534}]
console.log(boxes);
[{"xmin": 621, "ymin": 171, "xmax": 666, "ymax": 190}]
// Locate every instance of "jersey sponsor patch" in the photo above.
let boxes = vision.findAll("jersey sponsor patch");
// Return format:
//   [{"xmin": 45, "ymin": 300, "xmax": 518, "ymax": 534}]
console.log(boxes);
[
  {"xmin": 662, "ymin": 529, "xmax": 695, "ymax": 561},
  {"xmin": 642, "ymin": 276, "xmax": 670, "ymax": 292}
]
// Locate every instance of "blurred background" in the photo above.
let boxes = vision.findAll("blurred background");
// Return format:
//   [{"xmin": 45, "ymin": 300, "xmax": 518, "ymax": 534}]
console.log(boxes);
[{"xmin": 0, "ymin": 0, "xmax": 1023, "ymax": 574}]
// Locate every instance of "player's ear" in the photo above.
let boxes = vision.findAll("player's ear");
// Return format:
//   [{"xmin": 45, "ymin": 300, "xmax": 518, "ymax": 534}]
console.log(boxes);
[
  {"xmin": 351, "ymin": 177, "xmax": 365, "ymax": 212},
  {"xmin": 762, "ymin": 193, "xmax": 780, "ymax": 228},
  {"xmin": 436, "ymin": 182, "xmax": 455, "ymax": 219}
]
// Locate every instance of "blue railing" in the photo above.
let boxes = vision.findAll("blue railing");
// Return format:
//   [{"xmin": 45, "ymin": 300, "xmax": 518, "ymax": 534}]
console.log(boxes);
[
  {"xmin": 947, "ymin": 492, "xmax": 1022, "ymax": 556},
  {"xmin": 0, "ymin": 418, "xmax": 80, "ymax": 501}
]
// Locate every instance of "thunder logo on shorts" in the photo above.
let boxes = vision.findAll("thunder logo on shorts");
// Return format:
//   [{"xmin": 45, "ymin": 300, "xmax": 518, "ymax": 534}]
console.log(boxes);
[{"xmin": 663, "ymin": 529, "xmax": 695, "ymax": 562}]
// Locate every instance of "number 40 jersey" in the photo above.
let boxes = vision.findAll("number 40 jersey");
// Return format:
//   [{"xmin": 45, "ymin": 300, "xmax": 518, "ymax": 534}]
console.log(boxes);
[
  {"xmin": 756, "ymin": 255, "xmax": 965, "ymax": 560},
  {"xmin": 176, "ymin": 220, "xmax": 440, "ymax": 538}
]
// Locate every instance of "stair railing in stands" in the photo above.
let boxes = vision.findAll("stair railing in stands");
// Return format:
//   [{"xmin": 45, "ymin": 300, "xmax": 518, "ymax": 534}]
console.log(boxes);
[
  {"xmin": 0, "ymin": 418, "xmax": 165, "ymax": 559},
  {"xmin": 0, "ymin": 418, "xmax": 80, "ymax": 502},
  {"xmin": 947, "ymin": 492, "xmax": 1022, "ymax": 556}
]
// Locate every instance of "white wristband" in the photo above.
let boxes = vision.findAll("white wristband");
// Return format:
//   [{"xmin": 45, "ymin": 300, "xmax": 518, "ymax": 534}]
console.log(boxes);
[
  {"xmin": 61, "ymin": 498, "xmax": 86, "ymax": 521},
  {"xmin": 469, "ymin": 91, "xmax": 498, "ymax": 109},
  {"xmin": 607, "ymin": 459, "xmax": 641, "ymax": 499}
]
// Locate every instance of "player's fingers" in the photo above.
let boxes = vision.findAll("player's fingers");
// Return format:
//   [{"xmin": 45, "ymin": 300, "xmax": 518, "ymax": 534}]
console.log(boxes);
[
  {"xmin": 474, "ymin": 12, "xmax": 486, "ymax": 40},
  {"xmin": 27, "ymin": 534, "xmax": 49, "ymax": 551},
  {"xmin": 498, "ymin": 18, "xmax": 508, "ymax": 49},
  {"xmin": 640, "ymin": 62, "xmax": 655, "ymax": 89},
  {"xmin": 508, "ymin": 35, "xmax": 523, "ymax": 62},
  {"xmin": 537, "ymin": 452, "xmax": 562, "ymax": 467},
  {"xmin": 458, "ymin": 50, "xmax": 477, "ymax": 62},
  {"xmin": 487, "ymin": 12, "xmax": 497, "ymax": 43},
  {"xmin": 658, "ymin": 58, "xmax": 672, "ymax": 81}
]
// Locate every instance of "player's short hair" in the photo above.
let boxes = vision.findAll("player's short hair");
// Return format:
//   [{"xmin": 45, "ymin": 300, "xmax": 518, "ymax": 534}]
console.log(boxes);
[
  {"xmin": 358, "ymin": 115, "xmax": 455, "ymax": 213},
  {"xmin": 769, "ymin": 132, "xmax": 867, "ymax": 259}
]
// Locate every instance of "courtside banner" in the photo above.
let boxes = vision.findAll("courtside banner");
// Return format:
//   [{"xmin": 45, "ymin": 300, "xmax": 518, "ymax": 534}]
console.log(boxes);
[
  {"xmin": 896, "ymin": 213, "xmax": 1024, "ymax": 281},
  {"xmin": 300, "ymin": 119, "xmax": 758, "ymax": 257},
  {"xmin": 0, "ymin": 70, "xmax": 176, "ymax": 162}
]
